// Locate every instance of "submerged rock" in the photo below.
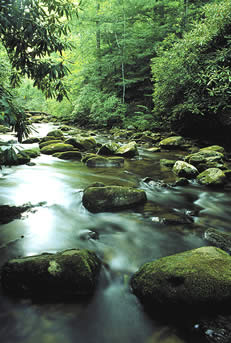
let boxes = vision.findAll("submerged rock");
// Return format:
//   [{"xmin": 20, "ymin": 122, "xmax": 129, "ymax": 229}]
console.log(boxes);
[
  {"xmin": 82, "ymin": 185, "xmax": 147, "ymax": 212},
  {"xmin": 131, "ymin": 246, "xmax": 231, "ymax": 314},
  {"xmin": 173, "ymin": 161, "xmax": 199, "ymax": 179},
  {"xmin": 1, "ymin": 249, "xmax": 101, "ymax": 298},
  {"xmin": 86, "ymin": 156, "xmax": 124, "ymax": 168},
  {"xmin": 197, "ymin": 168, "xmax": 227, "ymax": 186}
]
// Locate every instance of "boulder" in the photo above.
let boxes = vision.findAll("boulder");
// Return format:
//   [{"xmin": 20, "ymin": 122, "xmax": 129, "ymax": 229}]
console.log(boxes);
[
  {"xmin": 160, "ymin": 159, "xmax": 176, "ymax": 168},
  {"xmin": 82, "ymin": 185, "xmax": 147, "ymax": 212},
  {"xmin": 204, "ymin": 228, "xmax": 231, "ymax": 254},
  {"xmin": 39, "ymin": 140, "xmax": 63, "ymax": 149},
  {"xmin": 40, "ymin": 136, "xmax": 64, "ymax": 143},
  {"xmin": 20, "ymin": 147, "xmax": 40, "ymax": 158},
  {"xmin": 115, "ymin": 141, "xmax": 138, "ymax": 158},
  {"xmin": 159, "ymin": 136, "xmax": 186, "ymax": 150},
  {"xmin": 131, "ymin": 247, "xmax": 231, "ymax": 314},
  {"xmin": 173, "ymin": 161, "xmax": 199, "ymax": 179},
  {"xmin": 97, "ymin": 142, "xmax": 120, "ymax": 156},
  {"xmin": 22, "ymin": 137, "xmax": 41, "ymax": 144},
  {"xmin": 197, "ymin": 168, "xmax": 227, "ymax": 186},
  {"xmin": 65, "ymin": 136, "xmax": 97, "ymax": 151},
  {"xmin": 53, "ymin": 151, "xmax": 82, "ymax": 160},
  {"xmin": 46, "ymin": 130, "xmax": 64, "ymax": 138},
  {"xmin": 40, "ymin": 143, "xmax": 75, "ymax": 155},
  {"xmin": 1, "ymin": 249, "xmax": 101, "ymax": 298},
  {"xmin": 86, "ymin": 156, "xmax": 124, "ymax": 168},
  {"xmin": 185, "ymin": 150, "xmax": 224, "ymax": 169},
  {"xmin": 200, "ymin": 145, "xmax": 225, "ymax": 154}
]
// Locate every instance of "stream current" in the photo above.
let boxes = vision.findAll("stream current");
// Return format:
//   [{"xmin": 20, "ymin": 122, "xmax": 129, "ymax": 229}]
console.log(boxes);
[{"xmin": 0, "ymin": 123, "xmax": 230, "ymax": 343}]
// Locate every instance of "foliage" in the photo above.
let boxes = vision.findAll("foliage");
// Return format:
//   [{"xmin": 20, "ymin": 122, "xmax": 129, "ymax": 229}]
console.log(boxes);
[
  {"xmin": 0, "ymin": 0, "xmax": 77, "ymax": 141},
  {"xmin": 151, "ymin": 0, "xmax": 231, "ymax": 133}
]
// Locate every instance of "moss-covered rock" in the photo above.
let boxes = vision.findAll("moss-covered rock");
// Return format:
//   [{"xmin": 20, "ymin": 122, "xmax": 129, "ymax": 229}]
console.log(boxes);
[
  {"xmin": 204, "ymin": 228, "xmax": 231, "ymax": 254},
  {"xmin": 39, "ymin": 140, "xmax": 63, "ymax": 149},
  {"xmin": 159, "ymin": 136, "xmax": 186, "ymax": 150},
  {"xmin": 197, "ymin": 168, "xmax": 227, "ymax": 186},
  {"xmin": 65, "ymin": 136, "xmax": 97, "ymax": 151},
  {"xmin": 22, "ymin": 137, "xmax": 41, "ymax": 144},
  {"xmin": 200, "ymin": 145, "xmax": 225, "ymax": 154},
  {"xmin": 173, "ymin": 161, "xmax": 199, "ymax": 179},
  {"xmin": 53, "ymin": 151, "xmax": 82, "ymax": 160},
  {"xmin": 115, "ymin": 141, "xmax": 138, "ymax": 158},
  {"xmin": 160, "ymin": 159, "xmax": 177, "ymax": 168},
  {"xmin": 46, "ymin": 130, "xmax": 64, "ymax": 138},
  {"xmin": 86, "ymin": 156, "xmax": 124, "ymax": 168},
  {"xmin": 1, "ymin": 249, "xmax": 101, "ymax": 299},
  {"xmin": 97, "ymin": 142, "xmax": 120, "ymax": 156},
  {"xmin": 131, "ymin": 246, "xmax": 231, "ymax": 313},
  {"xmin": 40, "ymin": 143, "xmax": 75, "ymax": 155},
  {"xmin": 82, "ymin": 185, "xmax": 147, "ymax": 212},
  {"xmin": 20, "ymin": 147, "xmax": 40, "ymax": 158}
]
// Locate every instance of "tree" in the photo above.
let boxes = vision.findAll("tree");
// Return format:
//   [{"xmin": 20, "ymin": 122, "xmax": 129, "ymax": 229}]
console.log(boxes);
[{"xmin": 0, "ymin": 0, "xmax": 77, "ymax": 141}]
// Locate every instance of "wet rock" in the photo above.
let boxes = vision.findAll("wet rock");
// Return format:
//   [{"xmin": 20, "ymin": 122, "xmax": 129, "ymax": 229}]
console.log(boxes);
[
  {"xmin": 97, "ymin": 142, "xmax": 120, "ymax": 156},
  {"xmin": 173, "ymin": 161, "xmax": 199, "ymax": 179},
  {"xmin": 185, "ymin": 150, "xmax": 225, "ymax": 171},
  {"xmin": 160, "ymin": 159, "xmax": 176, "ymax": 168},
  {"xmin": 22, "ymin": 137, "xmax": 40, "ymax": 144},
  {"xmin": 197, "ymin": 168, "xmax": 227, "ymax": 186},
  {"xmin": 82, "ymin": 185, "xmax": 147, "ymax": 212},
  {"xmin": 1, "ymin": 249, "xmax": 101, "ymax": 298},
  {"xmin": 14, "ymin": 153, "xmax": 31, "ymax": 165},
  {"xmin": 40, "ymin": 143, "xmax": 75, "ymax": 155},
  {"xmin": 204, "ymin": 228, "xmax": 231, "ymax": 254},
  {"xmin": 0, "ymin": 204, "xmax": 31, "ymax": 224},
  {"xmin": 40, "ymin": 136, "xmax": 64, "ymax": 143},
  {"xmin": 46, "ymin": 130, "xmax": 64, "ymax": 138},
  {"xmin": 53, "ymin": 151, "xmax": 82, "ymax": 160},
  {"xmin": 146, "ymin": 147, "xmax": 161, "ymax": 153},
  {"xmin": 131, "ymin": 246, "xmax": 231, "ymax": 314},
  {"xmin": 159, "ymin": 136, "xmax": 186, "ymax": 150},
  {"xmin": 39, "ymin": 140, "xmax": 63, "ymax": 149},
  {"xmin": 193, "ymin": 315, "xmax": 231, "ymax": 343},
  {"xmin": 173, "ymin": 178, "xmax": 189, "ymax": 186},
  {"xmin": 86, "ymin": 156, "xmax": 124, "ymax": 168},
  {"xmin": 65, "ymin": 136, "xmax": 97, "ymax": 151},
  {"xmin": 20, "ymin": 147, "xmax": 40, "ymax": 158},
  {"xmin": 115, "ymin": 141, "xmax": 138, "ymax": 158},
  {"xmin": 200, "ymin": 145, "xmax": 225, "ymax": 154}
]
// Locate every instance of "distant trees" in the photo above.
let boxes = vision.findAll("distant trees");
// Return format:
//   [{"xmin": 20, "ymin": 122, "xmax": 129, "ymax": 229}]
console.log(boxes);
[{"xmin": 0, "ymin": 0, "xmax": 77, "ymax": 141}]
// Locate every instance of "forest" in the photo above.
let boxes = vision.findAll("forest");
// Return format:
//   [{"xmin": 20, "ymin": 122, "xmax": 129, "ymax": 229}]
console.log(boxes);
[
  {"xmin": 1, "ymin": 0, "xmax": 231, "ymax": 144},
  {"xmin": 1, "ymin": 2, "xmax": 231, "ymax": 343}
]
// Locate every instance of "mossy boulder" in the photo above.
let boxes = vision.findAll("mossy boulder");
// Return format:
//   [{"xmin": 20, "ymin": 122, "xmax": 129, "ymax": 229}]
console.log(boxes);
[
  {"xmin": 115, "ymin": 141, "xmax": 138, "ymax": 158},
  {"xmin": 82, "ymin": 185, "xmax": 147, "ymax": 212},
  {"xmin": 173, "ymin": 161, "xmax": 199, "ymax": 179},
  {"xmin": 159, "ymin": 136, "xmax": 186, "ymax": 150},
  {"xmin": 65, "ymin": 136, "xmax": 97, "ymax": 151},
  {"xmin": 197, "ymin": 168, "xmax": 227, "ymax": 186},
  {"xmin": 86, "ymin": 156, "xmax": 124, "ymax": 168},
  {"xmin": 1, "ymin": 249, "xmax": 101, "ymax": 299},
  {"xmin": 97, "ymin": 142, "xmax": 120, "ymax": 156},
  {"xmin": 160, "ymin": 159, "xmax": 177, "ymax": 168},
  {"xmin": 22, "ymin": 137, "xmax": 41, "ymax": 144},
  {"xmin": 131, "ymin": 247, "xmax": 231, "ymax": 314},
  {"xmin": 200, "ymin": 145, "xmax": 225, "ymax": 154},
  {"xmin": 185, "ymin": 150, "xmax": 224, "ymax": 169},
  {"xmin": 53, "ymin": 151, "xmax": 82, "ymax": 160},
  {"xmin": 20, "ymin": 147, "xmax": 40, "ymax": 158},
  {"xmin": 39, "ymin": 140, "xmax": 63, "ymax": 149},
  {"xmin": 40, "ymin": 136, "xmax": 64, "ymax": 143},
  {"xmin": 46, "ymin": 130, "xmax": 64, "ymax": 138},
  {"xmin": 40, "ymin": 143, "xmax": 75, "ymax": 155}
]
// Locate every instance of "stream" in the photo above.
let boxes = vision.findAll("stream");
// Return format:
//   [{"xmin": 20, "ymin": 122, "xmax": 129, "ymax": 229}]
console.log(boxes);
[{"xmin": 0, "ymin": 123, "xmax": 230, "ymax": 343}]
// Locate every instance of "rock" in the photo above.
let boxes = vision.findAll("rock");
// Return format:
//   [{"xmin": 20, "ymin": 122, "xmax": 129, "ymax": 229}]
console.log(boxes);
[
  {"xmin": 40, "ymin": 136, "xmax": 64, "ymax": 143},
  {"xmin": 86, "ymin": 156, "xmax": 124, "ymax": 168},
  {"xmin": 20, "ymin": 147, "xmax": 40, "ymax": 158},
  {"xmin": 58, "ymin": 125, "xmax": 72, "ymax": 132},
  {"xmin": 204, "ymin": 228, "xmax": 231, "ymax": 254},
  {"xmin": 82, "ymin": 185, "xmax": 147, "ymax": 212},
  {"xmin": 22, "ymin": 137, "xmax": 40, "ymax": 144},
  {"xmin": 146, "ymin": 147, "xmax": 161, "ymax": 153},
  {"xmin": 185, "ymin": 150, "xmax": 225, "ymax": 170},
  {"xmin": 53, "ymin": 151, "xmax": 82, "ymax": 160},
  {"xmin": 0, "ymin": 204, "xmax": 30, "ymax": 224},
  {"xmin": 159, "ymin": 136, "xmax": 186, "ymax": 150},
  {"xmin": 200, "ymin": 145, "xmax": 225, "ymax": 154},
  {"xmin": 1, "ymin": 249, "xmax": 101, "ymax": 298},
  {"xmin": 115, "ymin": 141, "xmax": 138, "ymax": 158},
  {"xmin": 15, "ymin": 153, "xmax": 31, "ymax": 165},
  {"xmin": 46, "ymin": 130, "xmax": 64, "ymax": 138},
  {"xmin": 97, "ymin": 142, "xmax": 120, "ymax": 156},
  {"xmin": 39, "ymin": 140, "xmax": 63, "ymax": 149},
  {"xmin": 173, "ymin": 178, "xmax": 189, "ymax": 186},
  {"xmin": 173, "ymin": 161, "xmax": 199, "ymax": 179},
  {"xmin": 197, "ymin": 168, "xmax": 227, "ymax": 186},
  {"xmin": 40, "ymin": 143, "xmax": 75, "ymax": 155},
  {"xmin": 131, "ymin": 247, "xmax": 231, "ymax": 314},
  {"xmin": 65, "ymin": 137, "xmax": 97, "ymax": 151},
  {"xmin": 160, "ymin": 159, "xmax": 176, "ymax": 168}
]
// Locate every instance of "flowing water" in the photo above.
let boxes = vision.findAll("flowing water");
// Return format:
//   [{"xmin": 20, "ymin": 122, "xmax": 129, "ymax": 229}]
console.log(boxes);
[{"xmin": 0, "ymin": 123, "xmax": 230, "ymax": 343}]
